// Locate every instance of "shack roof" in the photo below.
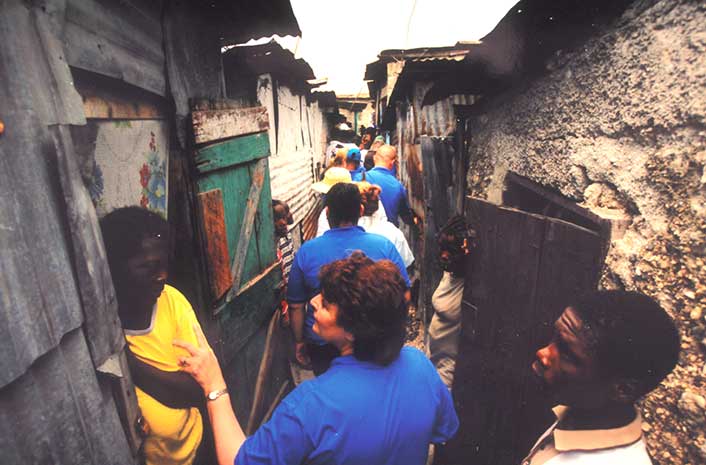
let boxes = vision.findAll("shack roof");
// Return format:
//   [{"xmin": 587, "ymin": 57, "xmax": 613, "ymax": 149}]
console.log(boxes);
[
  {"xmin": 422, "ymin": 0, "xmax": 636, "ymax": 105},
  {"xmin": 223, "ymin": 40, "xmax": 316, "ymax": 86},
  {"xmin": 215, "ymin": 0, "xmax": 301, "ymax": 45},
  {"xmin": 364, "ymin": 43, "xmax": 477, "ymax": 83},
  {"xmin": 367, "ymin": 0, "xmax": 637, "ymax": 124}
]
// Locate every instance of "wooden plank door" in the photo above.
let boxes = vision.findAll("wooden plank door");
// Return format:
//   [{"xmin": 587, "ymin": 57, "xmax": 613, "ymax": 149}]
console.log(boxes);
[
  {"xmin": 191, "ymin": 103, "xmax": 288, "ymax": 426},
  {"xmin": 441, "ymin": 197, "xmax": 604, "ymax": 465}
]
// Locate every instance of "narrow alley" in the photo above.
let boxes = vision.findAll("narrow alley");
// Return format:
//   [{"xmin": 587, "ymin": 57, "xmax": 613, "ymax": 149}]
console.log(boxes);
[{"xmin": 1, "ymin": 1, "xmax": 704, "ymax": 465}]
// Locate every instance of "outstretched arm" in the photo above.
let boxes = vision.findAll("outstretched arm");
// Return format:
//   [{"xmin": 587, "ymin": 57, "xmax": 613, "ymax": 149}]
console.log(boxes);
[
  {"xmin": 174, "ymin": 326, "xmax": 245, "ymax": 465},
  {"xmin": 125, "ymin": 347, "xmax": 204, "ymax": 410}
]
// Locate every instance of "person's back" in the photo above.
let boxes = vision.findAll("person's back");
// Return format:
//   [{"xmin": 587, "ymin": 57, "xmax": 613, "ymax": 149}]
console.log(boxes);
[
  {"xmin": 357, "ymin": 182, "xmax": 414, "ymax": 267},
  {"xmin": 245, "ymin": 347, "xmax": 455, "ymax": 465},
  {"xmin": 365, "ymin": 145, "xmax": 412, "ymax": 227},
  {"xmin": 291, "ymin": 225, "xmax": 410, "ymax": 345},
  {"xmin": 289, "ymin": 183, "xmax": 410, "ymax": 374}
]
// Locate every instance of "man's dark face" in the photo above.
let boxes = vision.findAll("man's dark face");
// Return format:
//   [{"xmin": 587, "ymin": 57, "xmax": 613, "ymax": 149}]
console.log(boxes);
[
  {"xmin": 273, "ymin": 204, "xmax": 292, "ymax": 238},
  {"xmin": 117, "ymin": 237, "xmax": 168, "ymax": 306},
  {"xmin": 438, "ymin": 233, "xmax": 468, "ymax": 274},
  {"xmin": 532, "ymin": 307, "xmax": 613, "ymax": 408}
]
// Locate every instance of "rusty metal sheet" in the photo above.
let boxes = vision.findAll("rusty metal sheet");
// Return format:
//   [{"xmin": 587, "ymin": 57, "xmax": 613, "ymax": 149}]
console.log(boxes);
[
  {"xmin": 0, "ymin": 329, "xmax": 135, "ymax": 465},
  {"xmin": 65, "ymin": 0, "xmax": 166, "ymax": 96},
  {"xmin": 198, "ymin": 189, "xmax": 233, "ymax": 300}
]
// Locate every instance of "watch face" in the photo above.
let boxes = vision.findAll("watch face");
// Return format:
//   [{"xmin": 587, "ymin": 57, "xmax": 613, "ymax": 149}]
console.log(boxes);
[{"xmin": 208, "ymin": 389, "xmax": 226, "ymax": 400}]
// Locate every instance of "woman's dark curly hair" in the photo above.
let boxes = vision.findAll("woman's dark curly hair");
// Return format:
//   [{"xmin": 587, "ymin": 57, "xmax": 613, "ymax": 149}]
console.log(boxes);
[
  {"xmin": 319, "ymin": 251, "xmax": 407, "ymax": 365},
  {"xmin": 357, "ymin": 181, "xmax": 382, "ymax": 217}
]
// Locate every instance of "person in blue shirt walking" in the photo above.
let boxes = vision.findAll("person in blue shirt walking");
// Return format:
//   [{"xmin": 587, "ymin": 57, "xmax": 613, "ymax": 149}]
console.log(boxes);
[
  {"xmin": 345, "ymin": 147, "xmax": 366, "ymax": 181},
  {"xmin": 174, "ymin": 252, "xmax": 459, "ymax": 465},
  {"xmin": 288, "ymin": 182, "xmax": 411, "ymax": 374},
  {"xmin": 364, "ymin": 144, "xmax": 414, "ymax": 227}
]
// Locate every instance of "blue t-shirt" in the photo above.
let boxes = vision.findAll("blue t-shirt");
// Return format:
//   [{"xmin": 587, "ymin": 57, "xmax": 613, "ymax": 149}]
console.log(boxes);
[
  {"xmin": 287, "ymin": 226, "xmax": 411, "ymax": 345},
  {"xmin": 349, "ymin": 166, "xmax": 367, "ymax": 182},
  {"xmin": 235, "ymin": 347, "xmax": 459, "ymax": 465},
  {"xmin": 364, "ymin": 167, "xmax": 411, "ymax": 227}
]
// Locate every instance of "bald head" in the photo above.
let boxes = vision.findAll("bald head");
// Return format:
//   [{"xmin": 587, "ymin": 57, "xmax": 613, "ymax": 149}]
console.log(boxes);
[{"xmin": 374, "ymin": 144, "xmax": 397, "ymax": 170}]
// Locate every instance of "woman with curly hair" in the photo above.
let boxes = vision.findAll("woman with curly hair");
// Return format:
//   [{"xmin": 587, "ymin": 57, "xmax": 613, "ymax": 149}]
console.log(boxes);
[
  {"xmin": 357, "ymin": 181, "xmax": 414, "ymax": 268},
  {"xmin": 174, "ymin": 252, "xmax": 458, "ymax": 465}
]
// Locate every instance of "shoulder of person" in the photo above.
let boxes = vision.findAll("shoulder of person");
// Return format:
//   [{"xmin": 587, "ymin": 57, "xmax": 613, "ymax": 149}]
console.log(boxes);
[
  {"xmin": 399, "ymin": 346, "xmax": 432, "ymax": 367},
  {"xmin": 365, "ymin": 230, "xmax": 397, "ymax": 248},
  {"xmin": 163, "ymin": 284, "xmax": 192, "ymax": 309}
]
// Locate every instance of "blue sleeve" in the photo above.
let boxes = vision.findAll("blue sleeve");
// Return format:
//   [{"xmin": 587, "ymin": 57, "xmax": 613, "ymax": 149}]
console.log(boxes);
[
  {"xmin": 398, "ymin": 185, "xmax": 414, "ymax": 226},
  {"xmin": 430, "ymin": 374, "xmax": 459, "ymax": 443},
  {"xmin": 286, "ymin": 249, "xmax": 308, "ymax": 303},
  {"xmin": 235, "ymin": 395, "xmax": 314, "ymax": 465}
]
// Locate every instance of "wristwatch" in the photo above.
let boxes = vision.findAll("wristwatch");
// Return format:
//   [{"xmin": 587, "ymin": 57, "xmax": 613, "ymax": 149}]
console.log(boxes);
[{"xmin": 206, "ymin": 388, "xmax": 228, "ymax": 401}]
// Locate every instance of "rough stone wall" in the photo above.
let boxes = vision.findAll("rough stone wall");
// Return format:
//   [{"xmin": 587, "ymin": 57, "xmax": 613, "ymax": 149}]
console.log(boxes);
[{"xmin": 466, "ymin": 1, "xmax": 705, "ymax": 463}]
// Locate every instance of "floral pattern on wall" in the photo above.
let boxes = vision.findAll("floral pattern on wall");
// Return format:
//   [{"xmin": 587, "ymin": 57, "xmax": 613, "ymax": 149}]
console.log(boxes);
[{"xmin": 88, "ymin": 120, "xmax": 169, "ymax": 218}]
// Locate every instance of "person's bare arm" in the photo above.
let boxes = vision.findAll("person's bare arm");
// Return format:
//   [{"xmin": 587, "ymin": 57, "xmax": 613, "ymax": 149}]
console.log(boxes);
[
  {"xmin": 174, "ymin": 326, "xmax": 246, "ymax": 465},
  {"xmin": 125, "ymin": 347, "xmax": 204, "ymax": 409},
  {"xmin": 289, "ymin": 302, "xmax": 310, "ymax": 366}
]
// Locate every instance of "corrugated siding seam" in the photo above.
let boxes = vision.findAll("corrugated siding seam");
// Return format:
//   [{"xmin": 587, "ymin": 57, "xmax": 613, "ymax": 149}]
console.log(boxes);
[{"xmin": 269, "ymin": 151, "xmax": 317, "ymax": 228}]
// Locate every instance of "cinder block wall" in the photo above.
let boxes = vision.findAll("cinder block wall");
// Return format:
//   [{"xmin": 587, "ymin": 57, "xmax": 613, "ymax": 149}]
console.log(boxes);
[{"xmin": 466, "ymin": 1, "xmax": 706, "ymax": 463}]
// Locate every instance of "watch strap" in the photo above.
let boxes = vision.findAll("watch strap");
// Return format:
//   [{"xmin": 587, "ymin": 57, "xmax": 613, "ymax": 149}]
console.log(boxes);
[{"xmin": 206, "ymin": 387, "xmax": 228, "ymax": 401}]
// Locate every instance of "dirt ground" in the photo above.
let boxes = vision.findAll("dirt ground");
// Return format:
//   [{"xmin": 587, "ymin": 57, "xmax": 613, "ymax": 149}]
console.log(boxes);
[{"xmin": 405, "ymin": 303, "xmax": 426, "ymax": 352}]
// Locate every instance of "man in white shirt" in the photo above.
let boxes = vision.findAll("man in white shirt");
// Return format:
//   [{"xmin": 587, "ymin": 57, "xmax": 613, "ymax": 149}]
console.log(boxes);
[
  {"xmin": 427, "ymin": 216, "xmax": 474, "ymax": 389},
  {"xmin": 524, "ymin": 291, "xmax": 680, "ymax": 464}
]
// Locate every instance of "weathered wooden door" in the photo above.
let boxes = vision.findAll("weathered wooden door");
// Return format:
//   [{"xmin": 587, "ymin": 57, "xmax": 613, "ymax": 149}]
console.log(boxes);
[
  {"xmin": 440, "ymin": 197, "xmax": 604, "ymax": 465},
  {"xmin": 191, "ymin": 103, "xmax": 289, "ymax": 426}
]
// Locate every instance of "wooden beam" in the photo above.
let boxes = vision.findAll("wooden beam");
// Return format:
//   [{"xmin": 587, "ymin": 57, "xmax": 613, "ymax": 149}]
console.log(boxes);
[
  {"xmin": 260, "ymin": 380, "xmax": 290, "ymax": 428},
  {"xmin": 73, "ymin": 68, "xmax": 168, "ymax": 120},
  {"xmin": 194, "ymin": 133, "xmax": 270, "ymax": 174},
  {"xmin": 235, "ymin": 261, "xmax": 281, "ymax": 299},
  {"xmin": 227, "ymin": 158, "xmax": 267, "ymax": 302},
  {"xmin": 245, "ymin": 310, "xmax": 281, "ymax": 435},
  {"xmin": 192, "ymin": 106, "xmax": 269, "ymax": 144},
  {"xmin": 197, "ymin": 189, "xmax": 233, "ymax": 300}
]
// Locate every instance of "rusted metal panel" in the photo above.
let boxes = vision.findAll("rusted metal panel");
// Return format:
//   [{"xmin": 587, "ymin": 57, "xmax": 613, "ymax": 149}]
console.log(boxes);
[
  {"xmin": 192, "ymin": 107, "xmax": 270, "ymax": 144},
  {"xmin": 0, "ymin": 329, "xmax": 135, "ymax": 465},
  {"xmin": 52, "ymin": 125, "xmax": 125, "ymax": 368},
  {"xmin": 65, "ymin": 0, "xmax": 166, "ymax": 96},
  {"xmin": 197, "ymin": 189, "xmax": 233, "ymax": 300}
]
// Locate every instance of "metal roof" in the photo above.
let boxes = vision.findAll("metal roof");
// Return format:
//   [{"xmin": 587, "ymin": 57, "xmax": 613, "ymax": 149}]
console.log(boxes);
[
  {"xmin": 364, "ymin": 43, "xmax": 478, "ymax": 81},
  {"xmin": 223, "ymin": 40, "xmax": 316, "ymax": 85}
]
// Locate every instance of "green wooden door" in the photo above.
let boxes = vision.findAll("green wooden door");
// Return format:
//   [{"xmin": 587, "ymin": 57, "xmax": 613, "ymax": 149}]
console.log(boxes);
[{"xmin": 191, "ymin": 103, "xmax": 286, "ymax": 423}]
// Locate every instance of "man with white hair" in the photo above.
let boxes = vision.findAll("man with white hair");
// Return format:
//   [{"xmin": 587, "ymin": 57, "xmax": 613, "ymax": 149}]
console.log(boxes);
[{"xmin": 364, "ymin": 145, "xmax": 414, "ymax": 227}]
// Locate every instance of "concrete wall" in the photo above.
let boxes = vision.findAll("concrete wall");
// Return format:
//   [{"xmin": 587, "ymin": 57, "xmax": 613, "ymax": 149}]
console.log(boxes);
[{"xmin": 466, "ymin": 1, "xmax": 705, "ymax": 463}]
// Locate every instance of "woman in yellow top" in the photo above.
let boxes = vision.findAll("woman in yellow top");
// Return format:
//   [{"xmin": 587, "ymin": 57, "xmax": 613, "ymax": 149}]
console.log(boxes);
[{"xmin": 100, "ymin": 207, "xmax": 205, "ymax": 465}]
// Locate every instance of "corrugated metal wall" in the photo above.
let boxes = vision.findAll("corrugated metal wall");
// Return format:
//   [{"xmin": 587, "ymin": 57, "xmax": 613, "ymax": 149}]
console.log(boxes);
[
  {"xmin": 1, "ymin": 2, "xmax": 139, "ymax": 463},
  {"xmin": 65, "ymin": 0, "xmax": 166, "ymax": 96},
  {"xmin": 397, "ymin": 81, "xmax": 475, "ymax": 217},
  {"xmin": 257, "ymin": 75, "xmax": 328, "ymax": 241}
]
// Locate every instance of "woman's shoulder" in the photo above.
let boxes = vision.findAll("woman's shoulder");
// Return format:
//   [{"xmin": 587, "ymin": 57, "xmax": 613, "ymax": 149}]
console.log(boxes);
[{"xmin": 398, "ymin": 346, "xmax": 434, "ymax": 369}]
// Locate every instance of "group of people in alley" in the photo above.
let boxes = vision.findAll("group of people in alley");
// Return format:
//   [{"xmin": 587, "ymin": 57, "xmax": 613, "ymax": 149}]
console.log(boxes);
[{"xmin": 99, "ymin": 140, "xmax": 680, "ymax": 465}]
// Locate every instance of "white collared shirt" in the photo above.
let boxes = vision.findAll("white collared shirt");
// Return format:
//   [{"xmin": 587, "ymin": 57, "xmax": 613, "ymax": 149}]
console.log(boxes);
[{"xmin": 523, "ymin": 406, "xmax": 652, "ymax": 465}]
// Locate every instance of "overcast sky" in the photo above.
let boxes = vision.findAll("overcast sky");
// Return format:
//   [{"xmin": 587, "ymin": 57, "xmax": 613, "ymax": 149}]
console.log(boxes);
[{"xmin": 244, "ymin": 0, "xmax": 519, "ymax": 95}]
